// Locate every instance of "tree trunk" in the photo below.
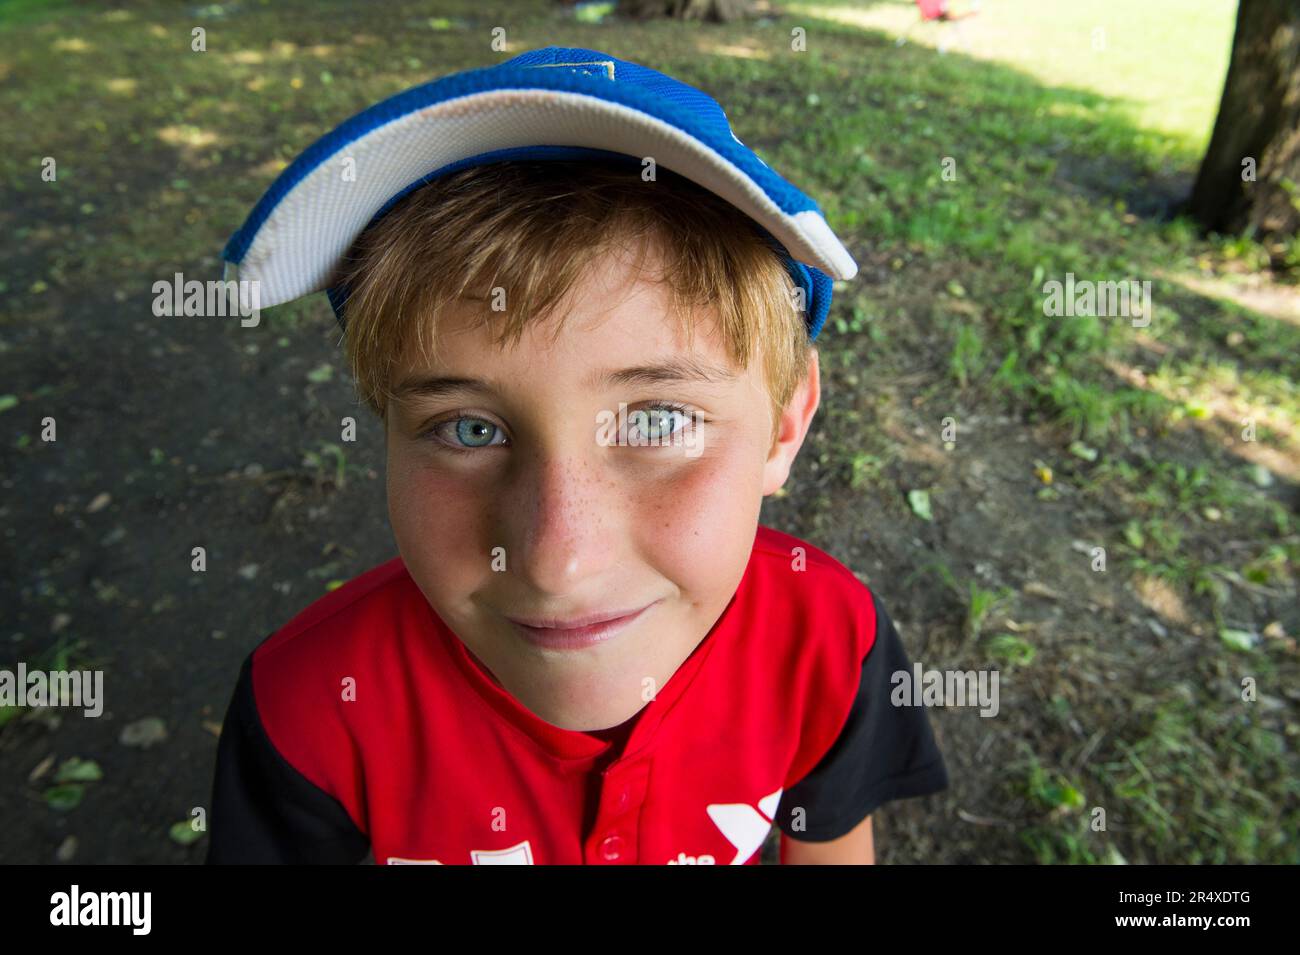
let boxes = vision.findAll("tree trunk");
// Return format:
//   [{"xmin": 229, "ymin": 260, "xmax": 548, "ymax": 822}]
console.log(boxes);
[
  {"xmin": 1188, "ymin": 0, "xmax": 1300, "ymax": 256},
  {"xmin": 616, "ymin": 0, "xmax": 760, "ymax": 23}
]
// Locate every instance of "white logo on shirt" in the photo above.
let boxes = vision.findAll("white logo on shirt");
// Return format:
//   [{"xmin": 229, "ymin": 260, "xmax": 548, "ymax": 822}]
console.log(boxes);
[
  {"xmin": 388, "ymin": 787, "xmax": 785, "ymax": 866},
  {"xmin": 667, "ymin": 851, "xmax": 716, "ymax": 864},
  {"xmin": 676, "ymin": 787, "xmax": 783, "ymax": 865},
  {"xmin": 387, "ymin": 839, "xmax": 534, "ymax": 865}
]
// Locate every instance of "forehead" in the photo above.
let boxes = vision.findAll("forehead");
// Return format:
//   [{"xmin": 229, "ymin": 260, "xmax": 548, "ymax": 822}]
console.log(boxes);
[{"xmin": 391, "ymin": 246, "xmax": 749, "ymax": 394}]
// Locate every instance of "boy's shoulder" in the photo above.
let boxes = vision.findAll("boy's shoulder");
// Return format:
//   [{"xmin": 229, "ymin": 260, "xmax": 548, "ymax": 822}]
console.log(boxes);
[
  {"xmin": 747, "ymin": 523, "xmax": 883, "ymax": 652},
  {"xmin": 731, "ymin": 526, "xmax": 946, "ymax": 828},
  {"xmin": 248, "ymin": 553, "xmax": 421, "ymax": 670},
  {"xmin": 255, "ymin": 556, "xmax": 418, "ymax": 663},
  {"xmin": 751, "ymin": 523, "xmax": 872, "ymax": 587},
  {"xmin": 240, "ymin": 556, "xmax": 441, "ymax": 804},
  {"xmin": 246, "ymin": 556, "xmax": 434, "ymax": 728}
]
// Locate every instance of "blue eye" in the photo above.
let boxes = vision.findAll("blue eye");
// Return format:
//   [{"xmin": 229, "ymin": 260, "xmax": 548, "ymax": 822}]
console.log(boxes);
[
  {"xmin": 625, "ymin": 403, "xmax": 699, "ymax": 444},
  {"xmin": 422, "ymin": 402, "xmax": 704, "ymax": 454},
  {"xmin": 426, "ymin": 415, "xmax": 507, "ymax": 451},
  {"xmin": 455, "ymin": 418, "xmax": 499, "ymax": 447}
]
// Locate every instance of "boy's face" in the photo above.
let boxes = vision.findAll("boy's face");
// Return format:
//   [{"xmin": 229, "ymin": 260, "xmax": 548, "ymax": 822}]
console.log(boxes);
[{"xmin": 384, "ymin": 245, "xmax": 819, "ymax": 732}]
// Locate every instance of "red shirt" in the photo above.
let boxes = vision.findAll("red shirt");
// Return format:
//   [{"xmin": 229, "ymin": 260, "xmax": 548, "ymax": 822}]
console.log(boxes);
[{"xmin": 206, "ymin": 524, "xmax": 948, "ymax": 864}]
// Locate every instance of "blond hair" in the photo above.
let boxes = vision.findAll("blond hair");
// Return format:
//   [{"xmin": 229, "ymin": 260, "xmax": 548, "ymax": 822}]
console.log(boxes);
[{"xmin": 334, "ymin": 158, "xmax": 812, "ymax": 450}]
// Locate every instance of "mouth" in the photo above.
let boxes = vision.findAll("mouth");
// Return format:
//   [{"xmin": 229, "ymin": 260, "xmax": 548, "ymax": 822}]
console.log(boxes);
[{"xmin": 507, "ymin": 600, "xmax": 660, "ymax": 651}]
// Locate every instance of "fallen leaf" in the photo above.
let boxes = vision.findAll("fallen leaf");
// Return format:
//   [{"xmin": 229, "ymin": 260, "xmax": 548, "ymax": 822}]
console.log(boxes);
[
  {"xmin": 55, "ymin": 835, "xmax": 78, "ymax": 862},
  {"xmin": 44, "ymin": 784, "xmax": 84, "ymax": 811},
  {"xmin": 169, "ymin": 820, "xmax": 204, "ymax": 846},
  {"xmin": 55, "ymin": 757, "xmax": 102, "ymax": 783},
  {"xmin": 1219, "ymin": 628, "xmax": 1255, "ymax": 652},
  {"xmin": 306, "ymin": 363, "xmax": 333, "ymax": 383},
  {"xmin": 1024, "ymin": 581, "xmax": 1061, "ymax": 600},
  {"xmin": 120, "ymin": 717, "xmax": 168, "ymax": 748},
  {"xmin": 28, "ymin": 753, "xmax": 56, "ymax": 783},
  {"xmin": 1067, "ymin": 440, "xmax": 1097, "ymax": 462}
]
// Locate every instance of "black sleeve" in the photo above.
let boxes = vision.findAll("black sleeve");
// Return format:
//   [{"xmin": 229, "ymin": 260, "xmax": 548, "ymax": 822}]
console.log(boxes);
[
  {"xmin": 774, "ymin": 592, "xmax": 949, "ymax": 842},
  {"xmin": 205, "ymin": 651, "xmax": 371, "ymax": 864}
]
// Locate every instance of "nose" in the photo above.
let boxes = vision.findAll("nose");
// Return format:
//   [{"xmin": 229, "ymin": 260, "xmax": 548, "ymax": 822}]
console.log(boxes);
[{"xmin": 504, "ymin": 444, "xmax": 618, "ymax": 598}]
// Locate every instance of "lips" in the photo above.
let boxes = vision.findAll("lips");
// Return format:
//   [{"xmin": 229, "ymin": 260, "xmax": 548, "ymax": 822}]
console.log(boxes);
[{"xmin": 507, "ymin": 601, "xmax": 658, "ymax": 651}]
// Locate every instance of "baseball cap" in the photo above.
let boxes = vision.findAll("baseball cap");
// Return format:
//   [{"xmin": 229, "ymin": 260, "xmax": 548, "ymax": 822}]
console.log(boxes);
[{"xmin": 221, "ymin": 45, "xmax": 859, "ymax": 340}]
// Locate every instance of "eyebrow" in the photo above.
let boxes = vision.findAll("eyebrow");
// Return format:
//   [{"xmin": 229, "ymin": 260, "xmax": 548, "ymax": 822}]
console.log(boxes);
[{"xmin": 393, "ymin": 357, "xmax": 738, "ymax": 400}]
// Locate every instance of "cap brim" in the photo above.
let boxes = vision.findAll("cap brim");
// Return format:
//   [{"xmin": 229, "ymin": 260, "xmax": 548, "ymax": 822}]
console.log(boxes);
[{"xmin": 224, "ymin": 67, "xmax": 858, "ymax": 312}]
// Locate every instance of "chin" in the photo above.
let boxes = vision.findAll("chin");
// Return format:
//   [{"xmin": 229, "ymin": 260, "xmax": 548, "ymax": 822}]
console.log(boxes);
[
  {"xmin": 537, "ymin": 697, "xmax": 644, "ymax": 733},
  {"xmin": 506, "ymin": 660, "xmax": 649, "ymax": 731}
]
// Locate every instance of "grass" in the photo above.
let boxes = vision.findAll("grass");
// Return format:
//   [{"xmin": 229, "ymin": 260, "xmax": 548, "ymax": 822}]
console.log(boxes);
[
  {"xmin": 770, "ymin": 2, "xmax": 1300, "ymax": 458},
  {"xmin": 1013, "ymin": 682, "xmax": 1299, "ymax": 864},
  {"xmin": 905, "ymin": 559, "xmax": 1013, "ymax": 645},
  {"xmin": 792, "ymin": 0, "xmax": 1238, "ymax": 149}
]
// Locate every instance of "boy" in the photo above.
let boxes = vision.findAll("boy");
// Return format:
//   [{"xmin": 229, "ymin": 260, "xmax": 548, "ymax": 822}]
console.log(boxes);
[{"xmin": 206, "ymin": 45, "xmax": 948, "ymax": 865}]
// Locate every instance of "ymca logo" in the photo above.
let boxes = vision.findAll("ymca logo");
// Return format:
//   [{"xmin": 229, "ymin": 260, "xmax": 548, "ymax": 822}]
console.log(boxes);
[
  {"xmin": 387, "ymin": 839, "xmax": 535, "ymax": 865},
  {"xmin": 387, "ymin": 786, "xmax": 785, "ymax": 865},
  {"xmin": 670, "ymin": 787, "xmax": 782, "ymax": 865}
]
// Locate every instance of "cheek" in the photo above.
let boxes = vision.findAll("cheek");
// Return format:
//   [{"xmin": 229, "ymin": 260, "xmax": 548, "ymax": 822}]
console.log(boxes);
[
  {"xmin": 387, "ymin": 449, "xmax": 491, "ymax": 590},
  {"xmin": 632, "ymin": 441, "xmax": 764, "ymax": 594}
]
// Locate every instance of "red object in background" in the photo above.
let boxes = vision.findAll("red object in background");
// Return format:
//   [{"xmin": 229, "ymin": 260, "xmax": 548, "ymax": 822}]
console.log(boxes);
[
  {"xmin": 899, "ymin": 0, "xmax": 981, "ymax": 52},
  {"xmin": 916, "ymin": 0, "xmax": 980, "ymax": 22}
]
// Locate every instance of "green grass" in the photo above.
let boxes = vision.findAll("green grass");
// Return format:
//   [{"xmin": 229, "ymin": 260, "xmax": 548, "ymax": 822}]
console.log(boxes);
[
  {"xmin": 767, "ymin": 2, "xmax": 1300, "ymax": 457},
  {"xmin": 1014, "ymin": 686, "xmax": 1299, "ymax": 864},
  {"xmin": 906, "ymin": 559, "xmax": 1013, "ymax": 645},
  {"xmin": 792, "ymin": 0, "xmax": 1237, "ymax": 148}
]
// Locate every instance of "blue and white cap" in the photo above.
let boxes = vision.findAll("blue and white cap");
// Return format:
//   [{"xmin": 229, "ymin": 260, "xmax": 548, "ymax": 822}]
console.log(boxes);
[{"xmin": 222, "ymin": 45, "xmax": 859, "ymax": 340}]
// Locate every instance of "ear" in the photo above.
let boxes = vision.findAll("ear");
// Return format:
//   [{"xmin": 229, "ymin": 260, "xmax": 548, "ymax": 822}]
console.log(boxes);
[{"xmin": 761, "ymin": 347, "xmax": 820, "ymax": 496}]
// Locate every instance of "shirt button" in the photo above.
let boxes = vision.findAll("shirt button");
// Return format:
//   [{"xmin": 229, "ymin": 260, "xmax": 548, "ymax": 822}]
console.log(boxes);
[{"xmin": 600, "ymin": 835, "xmax": 624, "ymax": 861}]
